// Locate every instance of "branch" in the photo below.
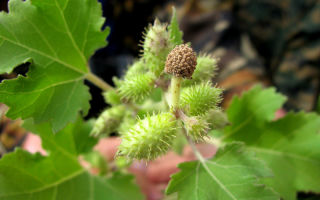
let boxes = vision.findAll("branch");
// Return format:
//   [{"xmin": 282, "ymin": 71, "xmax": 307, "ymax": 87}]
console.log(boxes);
[{"xmin": 86, "ymin": 72, "xmax": 114, "ymax": 91}]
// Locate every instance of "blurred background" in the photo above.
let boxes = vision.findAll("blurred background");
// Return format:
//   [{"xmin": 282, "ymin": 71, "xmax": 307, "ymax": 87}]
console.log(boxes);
[{"xmin": 0, "ymin": 0, "xmax": 320, "ymax": 199}]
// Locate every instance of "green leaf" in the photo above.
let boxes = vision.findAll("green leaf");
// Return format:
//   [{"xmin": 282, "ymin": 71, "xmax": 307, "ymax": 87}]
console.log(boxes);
[
  {"xmin": 225, "ymin": 85, "xmax": 286, "ymax": 135},
  {"xmin": 223, "ymin": 86, "xmax": 320, "ymax": 199},
  {"xmin": 223, "ymin": 85, "xmax": 287, "ymax": 143},
  {"xmin": 0, "ymin": 0, "xmax": 109, "ymax": 132},
  {"xmin": 166, "ymin": 143, "xmax": 279, "ymax": 200},
  {"xmin": 168, "ymin": 7, "xmax": 183, "ymax": 46},
  {"xmin": 83, "ymin": 151, "xmax": 108, "ymax": 175},
  {"xmin": 0, "ymin": 117, "xmax": 143, "ymax": 200},
  {"xmin": 23, "ymin": 117, "xmax": 97, "ymax": 155}
]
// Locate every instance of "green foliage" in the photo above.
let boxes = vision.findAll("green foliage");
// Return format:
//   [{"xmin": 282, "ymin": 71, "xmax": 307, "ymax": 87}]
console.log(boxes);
[
  {"xmin": 168, "ymin": 7, "xmax": 183, "ymax": 46},
  {"xmin": 1, "ymin": 1, "xmax": 320, "ymax": 200},
  {"xmin": 181, "ymin": 82, "xmax": 222, "ymax": 116},
  {"xmin": 0, "ymin": 117, "xmax": 143, "ymax": 200},
  {"xmin": 118, "ymin": 113, "xmax": 177, "ymax": 160},
  {"xmin": 225, "ymin": 85, "xmax": 286, "ymax": 126},
  {"xmin": 83, "ymin": 150, "xmax": 108, "ymax": 175},
  {"xmin": 0, "ymin": 0, "xmax": 109, "ymax": 132},
  {"xmin": 166, "ymin": 143, "xmax": 279, "ymax": 200},
  {"xmin": 223, "ymin": 85, "xmax": 320, "ymax": 199}
]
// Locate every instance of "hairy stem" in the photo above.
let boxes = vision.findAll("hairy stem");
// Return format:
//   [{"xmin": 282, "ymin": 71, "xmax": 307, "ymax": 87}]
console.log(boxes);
[
  {"xmin": 170, "ymin": 77, "xmax": 182, "ymax": 112},
  {"xmin": 171, "ymin": 77, "xmax": 205, "ymax": 162},
  {"xmin": 86, "ymin": 73, "xmax": 114, "ymax": 91}
]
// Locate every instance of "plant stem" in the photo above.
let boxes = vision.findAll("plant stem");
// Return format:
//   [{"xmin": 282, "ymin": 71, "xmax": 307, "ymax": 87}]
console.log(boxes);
[
  {"xmin": 0, "ymin": 141, "xmax": 7, "ymax": 155},
  {"xmin": 170, "ymin": 76, "xmax": 182, "ymax": 112},
  {"xmin": 182, "ymin": 127, "xmax": 206, "ymax": 163},
  {"xmin": 170, "ymin": 75, "xmax": 205, "ymax": 162},
  {"xmin": 171, "ymin": 76, "xmax": 205, "ymax": 162},
  {"xmin": 188, "ymin": 137, "xmax": 206, "ymax": 162},
  {"xmin": 86, "ymin": 73, "xmax": 114, "ymax": 91}
]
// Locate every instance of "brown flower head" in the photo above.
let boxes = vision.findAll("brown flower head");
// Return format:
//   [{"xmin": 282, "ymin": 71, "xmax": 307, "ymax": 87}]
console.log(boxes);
[{"xmin": 165, "ymin": 44, "xmax": 197, "ymax": 78}]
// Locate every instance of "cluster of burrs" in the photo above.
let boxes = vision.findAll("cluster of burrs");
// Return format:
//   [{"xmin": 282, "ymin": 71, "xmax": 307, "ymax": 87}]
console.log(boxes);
[{"xmin": 91, "ymin": 17, "xmax": 225, "ymax": 161}]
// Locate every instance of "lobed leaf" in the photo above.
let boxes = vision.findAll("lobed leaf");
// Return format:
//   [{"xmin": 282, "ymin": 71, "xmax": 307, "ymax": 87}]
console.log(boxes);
[
  {"xmin": 225, "ymin": 85, "xmax": 286, "ymax": 134},
  {"xmin": 0, "ymin": 0, "xmax": 109, "ymax": 132},
  {"xmin": 223, "ymin": 85, "xmax": 320, "ymax": 199},
  {"xmin": 166, "ymin": 142, "xmax": 279, "ymax": 200},
  {"xmin": 0, "ymin": 117, "xmax": 143, "ymax": 200}
]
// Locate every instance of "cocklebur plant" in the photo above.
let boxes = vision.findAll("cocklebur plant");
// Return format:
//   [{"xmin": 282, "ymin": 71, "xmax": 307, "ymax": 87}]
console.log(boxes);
[
  {"xmin": 0, "ymin": 1, "xmax": 319, "ymax": 200},
  {"xmin": 115, "ymin": 42, "xmax": 222, "ymax": 160},
  {"xmin": 93, "ymin": 32, "xmax": 222, "ymax": 161}
]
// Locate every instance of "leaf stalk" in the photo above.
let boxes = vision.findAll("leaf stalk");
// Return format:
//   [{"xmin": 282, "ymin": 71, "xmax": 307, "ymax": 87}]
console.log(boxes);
[
  {"xmin": 86, "ymin": 73, "xmax": 114, "ymax": 91},
  {"xmin": 182, "ymin": 127, "xmax": 206, "ymax": 163}
]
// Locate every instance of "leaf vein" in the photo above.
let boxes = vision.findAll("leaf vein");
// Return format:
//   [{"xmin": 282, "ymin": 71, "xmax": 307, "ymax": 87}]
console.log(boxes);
[
  {"xmin": 0, "ymin": 35, "xmax": 86, "ymax": 74},
  {"xmin": 0, "ymin": 169, "xmax": 85, "ymax": 198},
  {"xmin": 54, "ymin": 0, "xmax": 87, "ymax": 65},
  {"xmin": 0, "ymin": 76, "xmax": 85, "ymax": 95},
  {"xmin": 249, "ymin": 147, "xmax": 320, "ymax": 165},
  {"xmin": 200, "ymin": 160, "xmax": 237, "ymax": 200}
]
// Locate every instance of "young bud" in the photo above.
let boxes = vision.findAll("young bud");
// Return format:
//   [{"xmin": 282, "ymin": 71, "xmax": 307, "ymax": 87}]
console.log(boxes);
[
  {"xmin": 205, "ymin": 109, "xmax": 229, "ymax": 130},
  {"xmin": 165, "ymin": 44, "xmax": 197, "ymax": 79},
  {"xmin": 183, "ymin": 55, "xmax": 217, "ymax": 86},
  {"xmin": 118, "ymin": 73, "xmax": 155, "ymax": 102},
  {"xmin": 184, "ymin": 116, "xmax": 210, "ymax": 142},
  {"xmin": 143, "ymin": 19, "xmax": 172, "ymax": 76},
  {"xmin": 103, "ymin": 90, "xmax": 121, "ymax": 105},
  {"xmin": 91, "ymin": 105, "xmax": 126, "ymax": 137},
  {"xmin": 181, "ymin": 82, "xmax": 222, "ymax": 116},
  {"xmin": 117, "ymin": 113, "xmax": 177, "ymax": 160},
  {"xmin": 112, "ymin": 76, "xmax": 123, "ymax": 88}
]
